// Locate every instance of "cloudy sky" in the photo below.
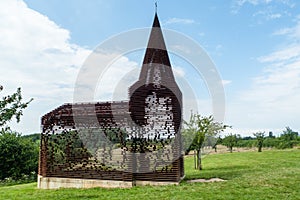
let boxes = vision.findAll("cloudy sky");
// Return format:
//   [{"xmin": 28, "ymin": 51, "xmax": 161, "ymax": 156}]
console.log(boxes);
[{"xmin": 1, "ymin": 0, "xmax": 300, "ymax": 136}]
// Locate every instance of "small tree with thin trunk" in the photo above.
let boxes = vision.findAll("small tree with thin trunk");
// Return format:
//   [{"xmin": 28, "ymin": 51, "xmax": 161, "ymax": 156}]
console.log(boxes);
[
  {"xmin": 184, "ymin": 113, "xmax": 229, "ymax": 170},
  {"xmin": 212, "ymin": 136, "xmax": 222, "ymax": 152},
  {"xmin": 253, "ymin": 132, "xmax": 265, "ymax": 152},
  {"xmin": 223, "ymin": 133, "xmax": 238, "ymax": 153}
]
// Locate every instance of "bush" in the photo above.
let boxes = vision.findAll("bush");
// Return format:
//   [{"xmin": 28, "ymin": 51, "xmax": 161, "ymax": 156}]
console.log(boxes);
[
  {"xmin": 277, "ymin": 127, "xmax": 298, "ymax": 149},
  {"xmin": 0, "ymin": 172, "xmax": 37, "ymax": 187},
  {"xmin": 0, "ymin": 130, "xmax": 39, "ymax": 180},
  {"xmin": 236, "ymin": 139, "xmax": 255, "ymax": 148},
  {"xmin": 263, "ymin": 137, "xmax": 278, "ymax": 148},
  {"xmin": 276, "ymin": 141, "xmax": 293, "ymax": 149}
]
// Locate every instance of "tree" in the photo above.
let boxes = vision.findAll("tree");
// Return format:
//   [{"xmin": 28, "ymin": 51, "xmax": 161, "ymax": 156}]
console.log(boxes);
[
  {"xmin": 0, "ymin": 86, "xmax": 35, "ymax": 180},
  {"xmin": 47, "ymin": 130, "xmax": 92, "ymax": 165},
  {"xmin": 278, "ymin": 127, "xmax": 298, "ymax": 149},
  {"xmin": 0, "ymin": 86, "xmax": 33, "ymax": 129},
  {"xmin": 182, "ymin": 128, "xmax": 194, "ymax": 155},
  {"xmin": 253, "ymin": 132, "xmax": 265, "ymax": 152},
  {"xmin": 212, "ymin": 136, "xmax": 222, "ymax": 152},
  {"xmin": 0, "ymin": 130, "xmax": 39, "ymax": 180},
  {"xmin": 223, "ymin": 133, "xmax": 238, "ymax": 153},
  {"xmin": 268, "ymin": 131, "xmax": 275, "ymax": 138},
  {"xmin": 184, "ymin": 113, "xmax": 229, "ymax": 170}
]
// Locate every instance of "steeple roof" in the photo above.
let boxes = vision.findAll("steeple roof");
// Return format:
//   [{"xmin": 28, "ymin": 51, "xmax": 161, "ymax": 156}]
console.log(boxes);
[
  {"xmin": 129, "ymin": 12, "xmax": 181, "ymax": 96},
  {"xmin": 128, "ymin": 12, "xmax": 182, "ymax": 131},
  {"xmin": 141, "ymin": 13, "xmax": 171, "ymax": 67},
  {"xmin": 152, "ymin": 13, "xmax": 160, "ymax": 28}
]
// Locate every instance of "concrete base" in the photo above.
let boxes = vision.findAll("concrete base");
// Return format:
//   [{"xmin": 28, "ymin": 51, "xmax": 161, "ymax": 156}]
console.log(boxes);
[
  {"xmin": 37, "ymin": 175, "xmax": 132, "ymax": 189},
  {"xmin": 37, "ymin": 175, "xmax": 182, "ymax": 189}
]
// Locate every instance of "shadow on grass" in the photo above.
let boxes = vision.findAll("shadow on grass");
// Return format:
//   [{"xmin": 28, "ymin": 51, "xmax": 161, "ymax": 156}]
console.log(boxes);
[{"xmin": 184, "ymin": 164, "xmax": 253, "ymax": 181}]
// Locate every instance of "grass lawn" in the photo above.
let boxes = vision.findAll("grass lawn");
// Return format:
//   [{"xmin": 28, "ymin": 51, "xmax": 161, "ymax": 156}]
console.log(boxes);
[{"xmin": 1, "ymin": 149, "xmax": 299, "ymax": 200}]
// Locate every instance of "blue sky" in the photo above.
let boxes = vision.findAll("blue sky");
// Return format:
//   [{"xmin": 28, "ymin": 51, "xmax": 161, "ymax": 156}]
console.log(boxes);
[{"xmin": 1, "ymin": 0, "xmax": 300, "ymax": 136}]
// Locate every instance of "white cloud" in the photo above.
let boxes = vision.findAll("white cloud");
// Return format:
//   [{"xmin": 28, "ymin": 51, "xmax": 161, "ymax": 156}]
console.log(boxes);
[
  {"xmin": 233, "ymin": 0, "xmax": 294, "ymax": 8},
  {"xmin": 222, "ymin": 80, "xmax": 232, "ymax": 86},
  {"xmin": 273, "ymin": 20, "xmax": 300, "ymax": 39},
  {"xmin": 252, "ymin": 9, "xmax": 284, "ymax": 22},
  {"xmin": 273, "ymin": 28, "xmax": 293, "ymax": 36},
  {"xmin": 231, "ymin": 0, "xmax": 295, "ymax": 20},
  {"xmin": 268, "ymin": 13, "xmax": 281, "ymax": 19},
  {"xmin": 199, "ymin": 32, "xmax": 205, "ymax": 37},
  {"xmin": 164, "ymin": 18, "xmax": 195, "ymax": 25},
  {"xmin": 0, "ymin": 0, "xmax": 91, "ymax": 133},
  {"xmin": 223, "ymin": 127, "xmax": 283, "ymax": 137},
  {"xmin": 0, "ymin": 0, "xmax": 91, "ymax": 98},
  {"xmin": 258, "ymin": 45, "xmax": 300, "ymax": 62},
  {"xmin": 0, "ymin": 0, "xmax": 136, "ymax": 134},
  {"xmin": 234, "ymin": 0, "xmax": 275, "ymax": 7},
  {"xmin": 260, "ymin": 20, "xmax": 300, "ymax": 62},
  {"xmin": 173, "ymin": 66, "xmax": 185, "ymax": 77},
  {"xmin": 0, "ymin": 0, "xmax": 196, "ymax": 134},
  {"xmin": 95, "ymin": 56, "xmax": 139, "ymax": 101},
  {"xmin": 225, "ymin": 16, "xmax": 300, "ymax": 135}
]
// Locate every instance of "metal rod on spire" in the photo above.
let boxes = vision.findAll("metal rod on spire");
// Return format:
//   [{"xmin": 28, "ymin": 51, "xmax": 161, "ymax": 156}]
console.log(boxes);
[{"xmin": 155, "ymin": 1, "xmax": 157, "ymax": 13}]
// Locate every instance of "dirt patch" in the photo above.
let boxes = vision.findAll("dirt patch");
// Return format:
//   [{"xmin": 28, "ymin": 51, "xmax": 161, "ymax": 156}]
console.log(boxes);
[
  {"xmin": 186, "ymin": 145, "xmax": 260, "ymax": 156},
  {"xmin": 187, "ymin": 178, "xmax": 226, "ymax": 183}
]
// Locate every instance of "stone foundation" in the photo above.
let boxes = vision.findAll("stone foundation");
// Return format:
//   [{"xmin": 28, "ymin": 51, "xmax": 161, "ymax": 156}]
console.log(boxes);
[{"xmin": 37, "ymin": 175, "xmax": 182, "ymax": 189}]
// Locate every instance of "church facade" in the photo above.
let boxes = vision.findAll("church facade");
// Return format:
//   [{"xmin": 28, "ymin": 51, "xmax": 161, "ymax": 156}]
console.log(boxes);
[{"xmin": 38, "ymin": 13, "xmax": 184, "ymax": 189}]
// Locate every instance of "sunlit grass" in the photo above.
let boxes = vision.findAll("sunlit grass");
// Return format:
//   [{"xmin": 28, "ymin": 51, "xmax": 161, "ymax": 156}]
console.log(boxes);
[{"xmin": 1, "ymin": 149, "xmax": 299, "ymax": 200}]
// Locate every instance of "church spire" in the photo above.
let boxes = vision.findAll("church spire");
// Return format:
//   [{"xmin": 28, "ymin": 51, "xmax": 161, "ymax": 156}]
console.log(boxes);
[
  {"xmin": 141, "ymin": 13, "xmax": 171, "ymax": 67},
  {"xmin": 152, "ymin": 12, "xmax": 160, "ymax": 28},
  {"xmin": 139, "ymin": 13, "xmax": 173, "ymax": 81},
  {"xmin": 129, "ymin": 12, "xmax": 182, "ymax": 130}
]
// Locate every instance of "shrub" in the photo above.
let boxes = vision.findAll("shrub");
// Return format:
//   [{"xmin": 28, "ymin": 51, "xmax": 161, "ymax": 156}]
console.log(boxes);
[{"xmin": 0, "ymin": 130, "xmax": 39, "ymax": 180}]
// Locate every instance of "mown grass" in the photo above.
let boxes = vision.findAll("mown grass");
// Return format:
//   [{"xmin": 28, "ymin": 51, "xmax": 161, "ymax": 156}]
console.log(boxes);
[{"xmin": 0, "ymin": 149, "xmax": 299, "ymax": 200}]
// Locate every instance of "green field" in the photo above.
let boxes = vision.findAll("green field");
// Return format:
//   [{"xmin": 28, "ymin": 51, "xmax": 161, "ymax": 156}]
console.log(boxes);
[{"xmin": 1, "ymin": 149, "xmax": 299, "ymax": 200}]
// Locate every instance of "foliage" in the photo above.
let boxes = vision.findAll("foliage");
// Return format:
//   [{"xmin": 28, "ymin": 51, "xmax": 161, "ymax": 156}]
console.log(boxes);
[
  {"xmin": 0, "ymin": 130, "xmax": 39, "ymax": 180},
  {"xmin": 223, "ymin": 127, "xmax": 299, "ymax": 150},
  {"xmin": 181, "ymin": 128, "xmax": 194, "ymax": 155},
  {"xmin": 183, "ymin": 113, "xmax": 229, "ymax": 170},
  {"xmin": 253, "ymin": 132, "xmax": 265, "ymax": 152},
  {"xmin": 236, "ymin": 139, "xmax": 256, "ymax": 148},
  {"xmin": 0, "ymin": 172, "xmax": 37, "ymax": 187},
  {"xmin": 262, "ymin": 137, "xmax": 279, "ymax": 148},
  {"xmin": 0, "ymin": 87, "xmax": 33, "ymax": 129},
  {"xmin": 47, "ymin": 131, "xmax": 92, "ymax": 165},
  {"xmin": 278, "ymin": 127, "xmax": 298, "ymax": 149},
  {"xmin": 212, "ymin": 136, "xmax": 222, "ymax": 152},
  {"xmin": 0, "ymin": 86, "xmax": 37, "ymax": 181},
  {"xmin": 105, "ymin": 128, "xmax": 127, "ymax": 144},
  {"xmin": 22, "ymin": 133, "xmax": 40, "ymax": 143},
  {"xmin": 222, "ymin": 133, "xmax": 239, "ymax": 153}
]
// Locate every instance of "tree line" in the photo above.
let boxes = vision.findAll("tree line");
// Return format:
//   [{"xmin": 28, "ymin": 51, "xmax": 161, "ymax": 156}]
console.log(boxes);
[
  {"xmin": 220, "ymin": 127, "xmax": 299, "ymax": 152},
  {"xmin": 183, "ymin": 113, "xmax": 300, "ymax": 170}
]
